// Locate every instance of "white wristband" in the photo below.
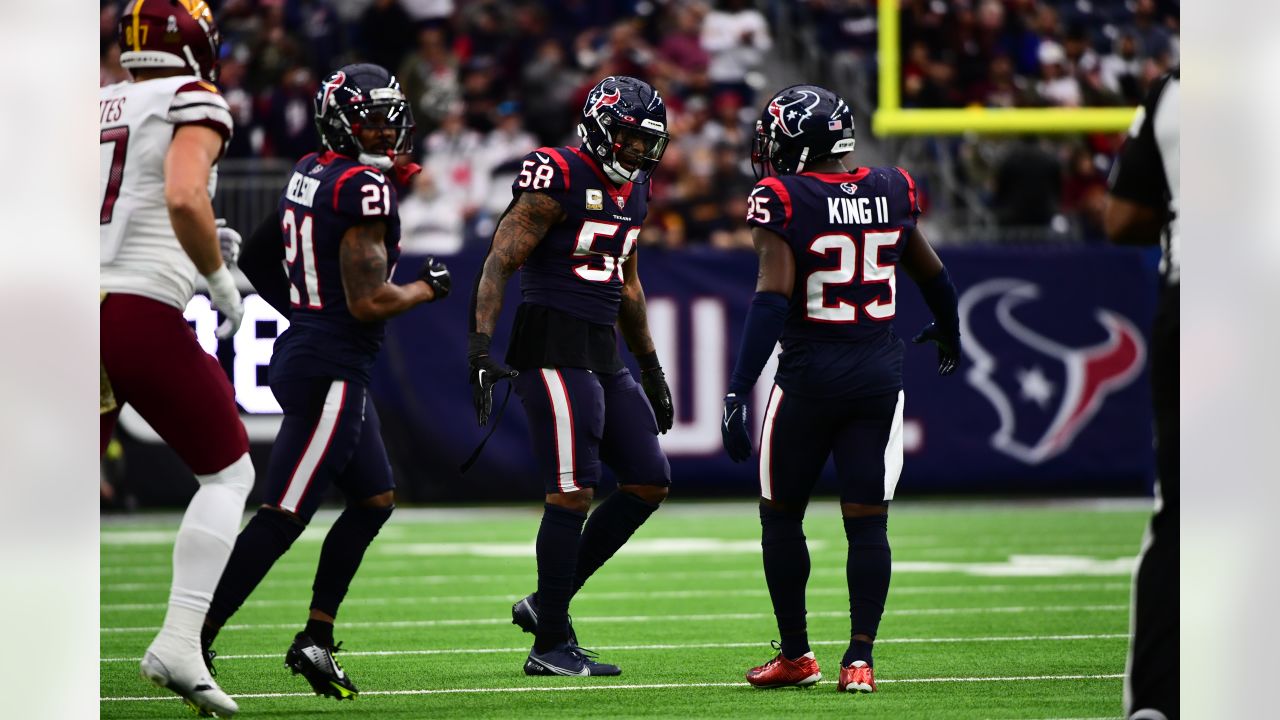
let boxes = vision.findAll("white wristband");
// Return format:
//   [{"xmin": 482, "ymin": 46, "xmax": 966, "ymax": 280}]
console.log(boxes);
[{"xmin": 204, "ymin": 265, "xmax": 237, "ymax": 299}]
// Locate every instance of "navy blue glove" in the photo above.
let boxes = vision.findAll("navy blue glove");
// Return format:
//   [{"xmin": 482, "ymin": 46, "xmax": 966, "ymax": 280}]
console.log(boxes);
[
  {"xmin": 722, "ymin": 393, "xmax": 752, "ymax": 463},
  {"xmin": 912, "ymin": 323, "xmax": 961, "ymax": 376}
]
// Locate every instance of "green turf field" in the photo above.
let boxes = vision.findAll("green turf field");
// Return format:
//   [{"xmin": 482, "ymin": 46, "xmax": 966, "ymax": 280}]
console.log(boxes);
[{"xmin": 101, "ymin": 499, "xmax": 1149, "ymax": 719}]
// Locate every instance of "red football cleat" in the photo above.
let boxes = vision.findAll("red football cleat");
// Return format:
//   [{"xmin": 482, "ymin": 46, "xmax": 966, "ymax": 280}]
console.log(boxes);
[
  {"xmin": 837, "ymin": 660, "xmax": 877, "ymax": 693},
  {"xmin": 745, "ymin": 646, "xmax": 822, "ymax": 689}
]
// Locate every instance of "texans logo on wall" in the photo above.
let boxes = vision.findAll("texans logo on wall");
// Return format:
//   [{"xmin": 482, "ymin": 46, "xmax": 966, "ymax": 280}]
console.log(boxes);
[{"xmin": 958, "ymin": 278, "xmax": 1147, "ymax": 466}]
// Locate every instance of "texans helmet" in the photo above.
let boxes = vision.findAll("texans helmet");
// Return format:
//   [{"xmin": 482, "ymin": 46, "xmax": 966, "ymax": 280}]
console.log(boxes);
[
  {"xmin": 577, "ymin": 76, "xmax": 670, "ymax": 184},
  {"xmin": 753, "ymin": 84, "xmax": 856, "ymax": 177},
  {"xmin": 117, "ymin": 0, "xmax": 221, "ymax": 83},
  {"xmin": 314, "ymin": 64, "xmax": 415, "ymax": 171}
]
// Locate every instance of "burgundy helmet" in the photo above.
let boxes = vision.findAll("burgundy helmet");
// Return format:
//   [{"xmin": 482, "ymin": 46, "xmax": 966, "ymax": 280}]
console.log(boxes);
[{"xmin": 118, "ymin": 0, "xmax": 221, "ymax": 83}]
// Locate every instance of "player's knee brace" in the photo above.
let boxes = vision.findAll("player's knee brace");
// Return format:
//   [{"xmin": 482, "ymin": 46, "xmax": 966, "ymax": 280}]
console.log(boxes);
[{"xmin": 195, "ymin": 452, "xmax": 255, "ymax": 501}]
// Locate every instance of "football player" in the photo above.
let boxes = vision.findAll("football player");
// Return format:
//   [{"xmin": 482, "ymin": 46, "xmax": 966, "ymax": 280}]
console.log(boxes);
[
  {"xmin": 720, "ymin": 85, "xmax": 962, "ymax": 693},
  {"xmin": 468, "ymin": 76, "xmax": 675, "ymax": 677},
  {"xmin": 100, "ymin": 2, "xmax": 251, "ymax": 715},
  {"xmin": 199, "ymin": 64, "xmax": 451, "ymax": 701}
]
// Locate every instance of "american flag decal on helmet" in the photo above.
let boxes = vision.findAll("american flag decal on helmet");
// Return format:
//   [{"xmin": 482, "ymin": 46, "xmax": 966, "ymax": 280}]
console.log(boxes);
[{"xmin": 828, "ymin": 119, "xmax": 843, "ymax": 130}]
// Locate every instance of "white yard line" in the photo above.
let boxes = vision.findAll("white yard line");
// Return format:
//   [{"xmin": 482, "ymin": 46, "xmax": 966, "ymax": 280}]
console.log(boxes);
[
  {"xmin": 102, "ymin": 561, "xmax": 1135, "ymax": 592},
  {"xmin": 101, "ymin": 604, "xmax": 1126, "ymax": 634},
  {"xmin": 101, "ymin": 673, "xmax": 1125, "ymax": 702},
  {"xmin": 101, "ymin": 581, "xmax": 1128, "ymax": 612},
  {"xmin": 100, "ymin": 633, "xmax": 1127, "ymax": 663}
]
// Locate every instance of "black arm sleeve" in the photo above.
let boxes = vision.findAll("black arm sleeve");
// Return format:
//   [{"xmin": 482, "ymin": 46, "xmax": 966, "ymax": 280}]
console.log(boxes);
[
  {"xmin": 1108, "ymin": 70, "xmax": 1175, "ymax": 210},
  {"xmin": 239, "ymin": 209, "xmax": 291, "ymax": 319}
]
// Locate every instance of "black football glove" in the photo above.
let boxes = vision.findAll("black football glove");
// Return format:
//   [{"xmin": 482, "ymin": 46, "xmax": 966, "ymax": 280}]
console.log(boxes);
[
  {"xmin": 912, "ymin": 322, "xmax": 962, "ymax": 376},
  {"xmin": 635, "ymin": 351, "xmax": 674, "ymax": 434},
  {"xmin": 417, "ymin": 256, "xmax": 451, "ymax": 300},
  {"xmin": 467, "ymin": 332, "xmax": 517, "ymax": 426},
  {"xmin": 721, "ymin": 393, "xmax": 752, "ymax": 463}
]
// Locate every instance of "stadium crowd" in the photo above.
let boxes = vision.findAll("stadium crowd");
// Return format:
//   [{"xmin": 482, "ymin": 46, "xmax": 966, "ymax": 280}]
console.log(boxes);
[{"xmin": 99, "ymin": 0, "xmax": 1178, "ymax": 248}]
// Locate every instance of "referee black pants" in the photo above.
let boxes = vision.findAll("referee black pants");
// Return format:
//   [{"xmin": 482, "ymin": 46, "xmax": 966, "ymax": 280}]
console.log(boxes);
[{"xmin": 1127, "ymin": 284, "xmax": 1178, "ymax": 720}]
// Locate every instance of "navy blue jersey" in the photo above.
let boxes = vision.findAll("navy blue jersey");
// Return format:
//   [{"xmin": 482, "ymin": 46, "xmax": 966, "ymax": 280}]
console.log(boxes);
[
  {"xmin": 746, "ymin": 167, "xmax": 923, "ymax": 398},
  {"xmin": 514, "ymin": 146, "xmax": 649, "ymax": 326},
  {"xmin": 270, "ymin": 151, "xmax": 402, "ymax": 384}
]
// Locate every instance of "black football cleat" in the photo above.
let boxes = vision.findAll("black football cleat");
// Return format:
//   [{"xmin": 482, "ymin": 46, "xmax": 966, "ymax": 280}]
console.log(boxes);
[
  {"xmin": 285, "ymin": 632, "xmax": 358, "ymax": 700},
  {"xmin": 511, "ymin": 593, "xmax": 577, "ymax": 646},
  {"xmin": 524, "ymin": 643, "xmax": 621, "ymax": 677}
]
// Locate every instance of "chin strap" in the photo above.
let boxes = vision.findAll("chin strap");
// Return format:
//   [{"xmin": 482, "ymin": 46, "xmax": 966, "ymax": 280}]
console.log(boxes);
[{"xmin": 358, "ymin": 152, "xmax": 394, "ymax": 171}]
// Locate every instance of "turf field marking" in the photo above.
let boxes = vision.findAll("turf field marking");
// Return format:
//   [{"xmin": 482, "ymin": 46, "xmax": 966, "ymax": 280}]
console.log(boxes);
[
  {"xmin": 100, "ymin": 633, "xmax": 1128, "ymax": 663},
  {"xmin": 380, "ymin": 538, "xmax": 829, "ymax": 557},
  {"xmin": 100, "ymin": 673, "xmax": 1125, "ymax": 702},
  {"xmin": 101, "ymin": 604, "xmax": 1126, "ymax": 634},
  {"xmin": 100, "ymin": 581, "xmax": 1128, "ymax": 612},
  {"xmin": 101, "ymin": 559, "xmax": 1135, "ymax": 592}
]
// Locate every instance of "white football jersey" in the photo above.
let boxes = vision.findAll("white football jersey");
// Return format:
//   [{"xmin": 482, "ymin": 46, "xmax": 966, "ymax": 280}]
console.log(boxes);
[{"xmin": 100, "ymin": 75, "xmax": 233, "ymax": 309}]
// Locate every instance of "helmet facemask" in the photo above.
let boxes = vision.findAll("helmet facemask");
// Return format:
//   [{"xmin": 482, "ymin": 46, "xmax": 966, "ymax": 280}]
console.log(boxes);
[
  {"xmin": 321, "ymin": 89, "xmax": 414, "ymax": 170},
  {"xmin": 581, "ymin": 114, "xmax": 669, "ymax": 185}
]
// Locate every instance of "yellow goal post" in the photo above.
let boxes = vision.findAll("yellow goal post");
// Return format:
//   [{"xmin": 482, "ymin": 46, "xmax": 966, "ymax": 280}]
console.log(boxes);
[{"xmin": 872, "ymin": 0, "xmax": 1138, "ymax": 135}]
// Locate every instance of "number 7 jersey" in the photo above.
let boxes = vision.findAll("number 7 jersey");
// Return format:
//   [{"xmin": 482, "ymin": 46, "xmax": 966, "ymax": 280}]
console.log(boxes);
[{"xmin": 746, "ymin": 166, "xmax": 923, "ymax": 397}]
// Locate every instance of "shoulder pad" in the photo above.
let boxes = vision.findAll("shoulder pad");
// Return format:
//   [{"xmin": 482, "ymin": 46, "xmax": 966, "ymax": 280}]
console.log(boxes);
[
  {"xmin": 512, "ymin": 147, "xmax": 571, "ymax": 194},
  {"xmin": 746, "ymin": 176, "xmax": 792, "ymax": 230},
  {"xmin": 333, "ymin": 163, "xmax": 395, "ymax": 218}
]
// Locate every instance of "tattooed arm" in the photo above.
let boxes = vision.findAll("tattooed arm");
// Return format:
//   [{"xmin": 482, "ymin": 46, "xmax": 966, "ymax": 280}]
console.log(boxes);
[
  {"xmin": 617, "ymin": 251, "xmax": 655, "ymax": 356},
  {"xmin": 341, "ymin": 220, "xmax": 433, "ymax": 322},
  {"xmin": 470, "ymin": 191, "xmax": 565, "ymax": 335},
  {"xmin": 618, "ymin": 250, "xmax": 674, "ymax": 433}
]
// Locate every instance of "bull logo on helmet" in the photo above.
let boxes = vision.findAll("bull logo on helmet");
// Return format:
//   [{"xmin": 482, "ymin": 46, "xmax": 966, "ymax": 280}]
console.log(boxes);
[
  {"xmin": 767, "ymin": 89, "xmax": 822, "ymax": 138},
  {"xmin": 588, "ymin": 87, "xmax": 622, "ymax": 117},
  {"xmin": 319, "ymin": 71, "xmax": 347, "ymax": 111},
  {"xmin": 959, "ymin": 278, "xmax": 1146, "ymax": 465}
]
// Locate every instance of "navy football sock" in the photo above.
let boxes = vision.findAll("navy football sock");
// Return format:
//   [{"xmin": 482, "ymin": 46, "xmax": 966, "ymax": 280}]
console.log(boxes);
[
  {"xmin": 534, "ymin": 503, "xmax": 587, "ymax": 653},
  {"xmin": 304, "ymin": 618, "xmax": 335, "ymax": 648},
  {"xmin": 206, "ymin": 507, "xmax": 306, "ymax": 632},
  {"xmin": 843, "ymin": 514, "xmax": 891, "ymax": 667},
  {"xmin": 573, "ymin": 490, "xmax": 661, "ymax": 593},
  {"xmin": 310, "ymin": 503, "xmax": 393, "ymax": 619},
  {"xmin": 759, "ymin": 503, "xmax": 811, "ymax": 660}
]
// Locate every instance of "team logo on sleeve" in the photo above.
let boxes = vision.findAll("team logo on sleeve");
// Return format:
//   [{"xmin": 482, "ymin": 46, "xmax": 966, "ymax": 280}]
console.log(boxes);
[
  {"xmin": 586, "ymin": 189, "xmax": 603, "ymax": 210},
  {"xmin": 766, "ymin": 90, "xmax": 821, "ymax": 138},
  {"xmin": 960, "ymin": 279, "xmax": 1146, "ymax": 465}
]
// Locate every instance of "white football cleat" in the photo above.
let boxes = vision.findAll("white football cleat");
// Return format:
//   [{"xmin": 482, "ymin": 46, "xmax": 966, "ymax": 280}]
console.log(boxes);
[{"xmin": 140, "ymin": 646, "xmax": 239, "ymax": 717}]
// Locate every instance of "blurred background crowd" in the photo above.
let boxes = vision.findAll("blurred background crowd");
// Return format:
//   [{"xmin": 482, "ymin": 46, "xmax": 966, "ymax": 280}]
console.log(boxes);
[{"xmin": 100, "ymin": 0, "xmax": 1179, "ymax": 251}]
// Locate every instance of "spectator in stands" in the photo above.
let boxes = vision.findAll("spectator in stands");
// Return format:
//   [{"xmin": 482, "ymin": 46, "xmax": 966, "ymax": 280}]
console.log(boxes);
[
  {"xmin": 422, "ymin": 102, "xmax": 482, "ymax": 238},
  {"xmin": 993, "ymin": 137, "xmax": 1062, "ymax": 229},
  {"xmin": 400, "ymin": 0, "xmax": 455, "ymax": 32},
  {"xmin": 700, "ymin": 0, "xmax": 771, "ymax": 107},
  {"xmin": 1061, "ymin": 146, "xmax": 1109, "ymax": 242},
  {"xmin": 520, "ymin": 38, "xmax": 581, "ymax": 145},
  {"xmin": 1100, "ymin": 33, "xmax": 1144, "ymax": 104},
  {"xmin": 473, "ymin": 101, "xmax": 537, "ymax": 236},
  {"xmin": 400, "ymin": 168, "xmax": 465, "ymax": 256},
  {"xmin": 1034, "ymin": 41, "xmax": 1082, "ymax": 107},
  {"xmin": 262, "ymin": 65, "xmax": 318, "ymax": 160},
  {"xmin": 288, "ymin": 0, "xmax": 345, "ymax": 80},
  {"xmin": 360, "ymin": 0, "xmax": 417, "ymax": 75},
  {"xmin": 218, "ymin": 57, "xmax": 259, "ymax": 159},
  {"xmin": 398, "ymin": 26, "xmax": 462, "ymax": 139},
  {"xmin": 656, "ymin": 2, "xmax": 711, "ymax": 96}
]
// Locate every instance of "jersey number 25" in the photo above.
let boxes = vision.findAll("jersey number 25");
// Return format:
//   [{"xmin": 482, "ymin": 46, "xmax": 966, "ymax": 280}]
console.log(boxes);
[{"xmin": 806, "ymin": 229, "xmax": 900, "ymax": 323}]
